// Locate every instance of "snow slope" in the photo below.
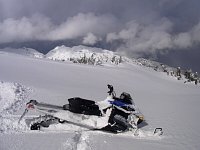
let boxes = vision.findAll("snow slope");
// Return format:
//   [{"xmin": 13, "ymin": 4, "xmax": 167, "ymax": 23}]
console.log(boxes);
[
  {"xmin": 0, "ymin": 46, "xmax": 188, "ymax": 75},
  {"xmin": 0, "ymin": 47, "xmax": 44, "ymax": 58},
  {"xmin": 0, "ymin": 51, "xmax": 200, "ymax": 150}
]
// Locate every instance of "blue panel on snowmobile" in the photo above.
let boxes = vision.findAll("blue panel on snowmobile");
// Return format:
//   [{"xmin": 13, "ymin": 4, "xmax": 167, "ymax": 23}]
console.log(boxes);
[{"xmin": 109, "ymin": 100, "xmax": 128, "ymax": 107}]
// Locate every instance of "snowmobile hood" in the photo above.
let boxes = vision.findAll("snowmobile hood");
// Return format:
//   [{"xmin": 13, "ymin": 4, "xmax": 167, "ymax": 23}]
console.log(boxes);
[
  {"xmin": 97, "ymin": 96, "xmax": 114, "ymax": 110},
  {"xmin": 108, "ymin": 100, "xmax": 128, "ymax": 107}
]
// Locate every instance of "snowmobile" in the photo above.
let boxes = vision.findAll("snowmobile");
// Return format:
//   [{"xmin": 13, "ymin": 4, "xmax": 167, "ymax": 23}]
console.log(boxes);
[{"xmin": 19, "ymin": 85, "xmax": 162, "ymax": 135}]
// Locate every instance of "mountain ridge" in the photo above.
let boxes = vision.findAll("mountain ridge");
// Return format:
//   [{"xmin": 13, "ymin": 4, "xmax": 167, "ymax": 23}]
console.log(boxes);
[{"xmin": 0, "ymin": 45, "xmax": 199, "ymax": 85}]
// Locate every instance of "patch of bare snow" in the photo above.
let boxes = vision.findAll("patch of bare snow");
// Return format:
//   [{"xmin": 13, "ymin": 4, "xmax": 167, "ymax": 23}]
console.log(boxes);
[{"xmin": 61, "ymin": 131, "xmax": 92, "ymax": 150}]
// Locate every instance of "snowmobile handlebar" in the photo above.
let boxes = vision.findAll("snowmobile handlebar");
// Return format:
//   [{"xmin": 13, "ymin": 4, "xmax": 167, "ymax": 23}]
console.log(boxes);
[
  {"xmin": 107, "ymin": 84, "xmax": 113, "ymax": 95},
  {"xmin": 107, "ymin": 84, "xmax": 116, "ymax": 97}
]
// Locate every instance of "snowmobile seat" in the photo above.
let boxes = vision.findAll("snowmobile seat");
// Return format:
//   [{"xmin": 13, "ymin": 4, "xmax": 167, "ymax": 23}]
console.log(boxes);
[{"xmin": 67, "ymin": 97, "xmax": 102, "ymax": 116}]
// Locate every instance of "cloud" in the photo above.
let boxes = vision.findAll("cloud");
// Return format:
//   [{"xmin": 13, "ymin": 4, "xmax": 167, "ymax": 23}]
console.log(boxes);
[
  {"xmin": 107, "ymin": 21, "xmax": 141, "ymax": 42},
  {"xmin": 0, "ymin": 0, "xmax": 200, "ymax": 57},
  {"xmin": 47, "ymin": 13, "xmax": 118, "ymax": 41},
  {"xmin": 107, "ymin": 18, "xmax": 174, "ymax": 53},
  {"xmin": 191, "ymin": 21, "xmax": 200, "ymax": 42},
  {"xmin": 0, "ymin": 13, "xmax": 118, "ymax": 43},
  {"xmin": 82, "ymin": 33, "xmax": 101, "ymax": 45},
  {"xmin": 0, "ymin": 14, "xmax": 53, "ymax": 43},
  {"xmin": 107, "ymin": 17, "xmax": 200, "ymax": 56},
  {"xmin": 173, "ymin": 33, "xmax": 192, "ymax": 49}
]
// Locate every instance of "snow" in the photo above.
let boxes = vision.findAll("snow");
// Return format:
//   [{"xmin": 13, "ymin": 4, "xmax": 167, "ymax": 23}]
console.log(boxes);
[
  {"xmin": 0, "ymin": 81, "xmax": 31, "ymax": 134},
  {"xmin": 0, "ymin": 47, "xmax": 44, "ymax": 58},
  {"xmin": 46, "ymin": 45, "xmax": 128, "ymax": 66},
  {"xmin": 0, "ymin": 48, "xmax": 200, "ymax": 150},
  {"xmin": 0, "ymin": 81, "xmax": 30, "ymax": 114}
]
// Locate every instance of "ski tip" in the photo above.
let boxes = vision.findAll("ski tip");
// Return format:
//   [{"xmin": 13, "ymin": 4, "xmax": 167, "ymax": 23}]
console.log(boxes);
[{"xmin": 153, "ymin": 128, "xmax": 163, "ymax": 136}]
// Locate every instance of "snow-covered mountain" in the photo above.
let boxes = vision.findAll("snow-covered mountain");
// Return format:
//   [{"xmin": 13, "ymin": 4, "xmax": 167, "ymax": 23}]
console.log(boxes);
[
  {"xmin": 45, "ymin": 45, "xmax": 198, "ymax": 81},
  {"xmin": 0, "ymin": 45, "xmax": 176, "ymax": 71},
  {"xmin": 1, "ymin": 45, "xmax": 199, "ymax": 85},
  {"xmin": 45, "ymin": 45, "xmax": 179, "ymax": 73},
  {"xmin": 46, "ymin": 45, "xmax": 128, "ymax": 66},
  {"xmin": 0, "ymin": 47, "xmax": 44, "ymax": 58}
]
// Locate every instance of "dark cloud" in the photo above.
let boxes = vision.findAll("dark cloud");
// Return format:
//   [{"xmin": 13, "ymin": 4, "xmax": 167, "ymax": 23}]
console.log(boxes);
[
  {"xmin": 0, "ymin": 0, "xmax": 200, "ymax": 60},
  {"xmin": 157, "ymin": 44, "xmax": 200, "ymax": 72}
]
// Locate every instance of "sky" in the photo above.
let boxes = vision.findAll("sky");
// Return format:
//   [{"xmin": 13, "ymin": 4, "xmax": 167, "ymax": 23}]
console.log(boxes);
[{"xmin": 0, "ymin": 0, "xmax": 200, "ymax": 72}]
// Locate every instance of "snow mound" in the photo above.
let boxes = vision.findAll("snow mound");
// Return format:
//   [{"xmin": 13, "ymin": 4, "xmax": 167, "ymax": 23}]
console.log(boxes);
[
  {"xmin": 0, "ymin": 81, "xmax": 31, "ymax": 133},
  {"xmin": 0, "ymin": 81, "xmax": 31, "ymax": 114},
  {"xmin": 46, "ymin": 45, "xmax": 130, "ymax": 66},
  {"xmin": 0, "ymin": 116, "xmax": 29, "ymax": 133},
  {"xmin": 0, "ymin": 47, "xmax": 44, "ymax": 58}
]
